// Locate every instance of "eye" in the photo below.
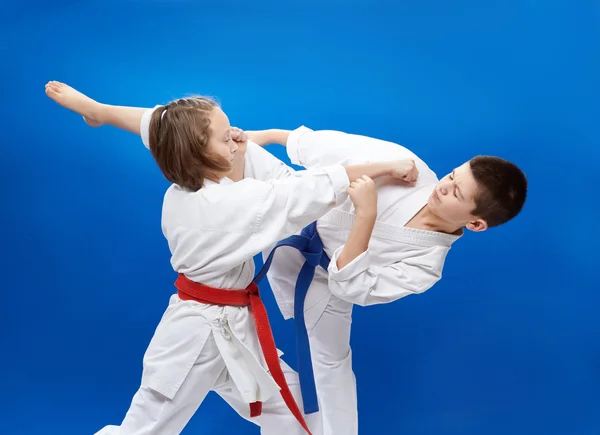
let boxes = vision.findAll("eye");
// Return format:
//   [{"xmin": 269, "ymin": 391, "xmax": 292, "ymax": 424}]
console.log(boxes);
[{"xmin": 448, "ymin": 174, "xmax": 459, "ymax": 198}]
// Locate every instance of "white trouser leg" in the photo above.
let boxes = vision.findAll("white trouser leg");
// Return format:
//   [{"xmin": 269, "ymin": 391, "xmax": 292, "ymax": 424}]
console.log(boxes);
[
  {"xmin": 308, "ymin": 295, "xmax": 357, "ymax": 435},
  {"xmin": 94, "ymin": 333, "xmax": 226, "ymax": 435},
  {"xmin": 216, "ymin": 356, "xmax": 323, "ymax": 435}
]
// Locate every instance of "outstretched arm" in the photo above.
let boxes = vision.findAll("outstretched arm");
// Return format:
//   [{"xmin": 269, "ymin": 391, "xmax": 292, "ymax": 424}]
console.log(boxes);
[
  {"xmin": 247, "ymin": 129, "xmax": 291, "ymax": 147},
  {"xmin": 248, "ymin": 127, "xmax": 419, "ymax": 183}
]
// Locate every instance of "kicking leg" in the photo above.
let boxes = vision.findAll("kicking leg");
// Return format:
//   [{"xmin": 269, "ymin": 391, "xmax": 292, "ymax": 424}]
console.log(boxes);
[{"xmin": 45, "ymin": 81, "xmax": 146, "ymax": 135}]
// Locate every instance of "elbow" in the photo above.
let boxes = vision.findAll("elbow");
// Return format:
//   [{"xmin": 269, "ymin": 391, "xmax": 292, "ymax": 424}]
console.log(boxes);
[{"xmin": 328, "ymin": 270, "xmax": 379, "ymax": 306}]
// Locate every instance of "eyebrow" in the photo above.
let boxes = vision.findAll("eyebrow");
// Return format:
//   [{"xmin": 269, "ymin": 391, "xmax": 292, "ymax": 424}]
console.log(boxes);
[{"xmin": 452, "ymin": 170, "xmax": 464, "ymax": 200}]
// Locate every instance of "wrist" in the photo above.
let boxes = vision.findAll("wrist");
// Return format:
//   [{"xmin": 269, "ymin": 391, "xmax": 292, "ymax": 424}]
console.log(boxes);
[
  {"xmin": 371, "ymin": 161, "xmax": 395, "ymax": 179},
  {"xmin": 383, "ymin": 161, "xmax": 396, "ymax": 177},
  {"xmin": 264, "ymin": 129, "xmax": 279, "ymax": 144},
  {"xmin": 355, "ymin": 208, "xmax": 377, "ymax": 220},
  {"xmin": 270, "ymin": 129, "xmax": 291, "ymax": 146}
]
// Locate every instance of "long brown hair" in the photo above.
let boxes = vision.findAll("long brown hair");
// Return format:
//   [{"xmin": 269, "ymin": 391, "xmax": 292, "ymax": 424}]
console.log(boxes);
[{"xmin": 148, "ymin": 96, "xmax": 232, "ymax": 191}]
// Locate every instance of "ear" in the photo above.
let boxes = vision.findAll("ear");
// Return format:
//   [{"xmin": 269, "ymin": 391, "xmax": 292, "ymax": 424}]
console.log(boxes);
[{"xmin": 465, "ymin": 218, "xmax": 488, "ymax": 232}]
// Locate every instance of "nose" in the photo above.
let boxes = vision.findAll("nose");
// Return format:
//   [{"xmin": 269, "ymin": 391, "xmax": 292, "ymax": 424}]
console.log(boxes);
[
  {"xmin": 437, "ymin": 183, "xmax": 448, "ymax": 195},
  {"xmin": 231, "ymin": 141, "xmax": 239, "ymax": 153}
]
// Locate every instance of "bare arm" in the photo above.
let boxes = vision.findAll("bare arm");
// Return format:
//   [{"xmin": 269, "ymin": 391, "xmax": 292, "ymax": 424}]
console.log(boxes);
[
  {"xmin": 344, "ymin": 161, "xmax": 398, "ymax": 182},
  {"xmin": 335, "ymin": 176, "xmax": 378, "ymax": 270},
  {"xmin": 335, "ymin": 212, "xmax": 376, "ymax": 270},
  {"xmin": 246, "ymin": 129, "xmax": 291, "ymax": 147}
]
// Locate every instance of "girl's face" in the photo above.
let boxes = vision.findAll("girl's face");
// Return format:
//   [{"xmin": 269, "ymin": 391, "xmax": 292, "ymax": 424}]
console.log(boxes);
[{"xmin": 207, "ymin": 107, "xmax": 238, "ymax": 171}]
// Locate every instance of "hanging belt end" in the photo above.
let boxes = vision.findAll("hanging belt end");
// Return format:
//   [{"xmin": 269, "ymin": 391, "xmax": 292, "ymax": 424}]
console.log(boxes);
[{"xmin": 250, "ymin": 401, "xmax": 263, "ymax": 418}]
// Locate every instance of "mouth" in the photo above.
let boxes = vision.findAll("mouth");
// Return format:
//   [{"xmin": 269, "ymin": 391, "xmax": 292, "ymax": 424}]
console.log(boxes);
[{"xmin": 432, "ymin": 189, "xmax": 440, "ymax": 202}]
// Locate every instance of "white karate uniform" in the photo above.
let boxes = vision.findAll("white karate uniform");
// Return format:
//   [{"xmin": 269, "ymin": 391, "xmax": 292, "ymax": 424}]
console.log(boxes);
[
  {"xmin": 263, "ymin": 127, "xmax": 463, "ymax": 435},
  {"xmin": 95, "ymin": 112, "xmax": 350, "ymax": 435}
]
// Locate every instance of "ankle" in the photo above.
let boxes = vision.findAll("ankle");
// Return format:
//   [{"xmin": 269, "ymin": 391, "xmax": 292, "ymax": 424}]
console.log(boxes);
[{"xmin": 91, "ymin": 102, "xmax": 108, "ymax": 124}]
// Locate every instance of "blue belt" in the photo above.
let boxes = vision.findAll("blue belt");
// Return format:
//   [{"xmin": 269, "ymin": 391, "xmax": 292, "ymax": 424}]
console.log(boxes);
[{"xmin": 253, "ymin": 221, "xmax": 329, "ymax": 414}]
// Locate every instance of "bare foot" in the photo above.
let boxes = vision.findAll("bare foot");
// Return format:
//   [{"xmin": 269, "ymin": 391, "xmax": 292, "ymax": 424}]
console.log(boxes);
[{"xmin": 45, "ymin": 81, "xmax": 103, "ymax": 127}]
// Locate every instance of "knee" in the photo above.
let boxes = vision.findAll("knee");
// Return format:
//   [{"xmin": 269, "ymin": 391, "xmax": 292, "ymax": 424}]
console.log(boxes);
[{"xmin": 313, "ymin": 346, "xmax": 352, "ymax": 371}]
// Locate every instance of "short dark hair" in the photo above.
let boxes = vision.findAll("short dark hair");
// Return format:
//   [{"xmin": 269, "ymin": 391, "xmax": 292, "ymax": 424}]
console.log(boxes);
[
  {"xmin": 148, "ymin": 96, "xmax": 231, "ymax": 191},
  {"xmin": 469, "ymin": 156, "xmax": 528, "ymax": 228}
]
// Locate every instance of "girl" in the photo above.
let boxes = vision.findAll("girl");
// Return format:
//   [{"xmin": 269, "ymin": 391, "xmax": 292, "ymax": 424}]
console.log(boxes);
[{"xmin": 45, "ymin": 81, "xmax": 418, "ymax": 435}]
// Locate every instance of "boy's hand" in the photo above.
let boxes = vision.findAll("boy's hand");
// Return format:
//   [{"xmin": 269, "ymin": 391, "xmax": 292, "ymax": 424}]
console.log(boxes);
[
  {"xmin": 348, "ymin": 175, "xmax": 378, "ymax": 217},
  {"xmin": 230, "ymin": 127, "xmax": 248, "ymax": 153},
  {"xmin": 390, "ymin": 159, "xmax": 419, "ymax": 184}
]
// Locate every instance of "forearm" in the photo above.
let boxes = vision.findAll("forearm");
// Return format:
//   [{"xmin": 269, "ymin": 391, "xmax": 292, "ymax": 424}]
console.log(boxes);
[
  {"xmin": 335, "ymin": 211, "xmax": 376, "ymax": 270},
  {"xmin": 343, "ymin": 161, "xmax": 392, "ymax": 182},
  {"xmin": 249, "ymin": 129, "xmax": 291, "ymax": 146},
  {"xmin": 268, "ymin": 129, "xmax": 290, "ymax": 145}
]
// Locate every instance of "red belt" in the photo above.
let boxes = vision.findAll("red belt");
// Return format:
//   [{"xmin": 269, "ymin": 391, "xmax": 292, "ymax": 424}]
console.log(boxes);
[{"xmin": 175, "ymin": 274, "xmax": 312, "ymax": 435}]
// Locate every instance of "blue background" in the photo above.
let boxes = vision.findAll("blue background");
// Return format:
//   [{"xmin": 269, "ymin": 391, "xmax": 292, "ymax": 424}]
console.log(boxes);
[{"xmin": 1, "ymin": 1, "xmax": 598, "ymax": 434}]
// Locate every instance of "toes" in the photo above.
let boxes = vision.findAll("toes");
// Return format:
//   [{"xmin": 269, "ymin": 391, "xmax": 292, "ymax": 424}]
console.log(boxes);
[
  {"xmin": 48, "ymin": 82, "xmax": 61, "ymax": 93},
  {"xmin": 46, "ymin": 81, "xmax": 64, "ymax": 90}
]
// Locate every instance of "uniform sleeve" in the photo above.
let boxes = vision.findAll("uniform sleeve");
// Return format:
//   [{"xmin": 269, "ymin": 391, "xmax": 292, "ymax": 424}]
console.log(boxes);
[
  {"xmin": 326, "ymin": 245, "xmax": 449, "ymax": 306},
  {"xmin": 248, "ymin": 165, "xmax": 349, "ymax": 252},
  {"xmin": 140, "ymin": 105, "xmax": 161, "ymax": 149},
  {"xmin": 244, "ymin": 140, "xmax": 296, "ymax": 181},
  {"xmin": 188, "ymin": 165, "xmax": 350, "ymax": 269}
]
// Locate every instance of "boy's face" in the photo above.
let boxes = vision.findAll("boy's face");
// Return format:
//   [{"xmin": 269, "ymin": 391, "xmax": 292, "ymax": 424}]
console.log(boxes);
[{"xmin": 427, "ymin": 161, "xmax": 488, "ymax": 232}]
